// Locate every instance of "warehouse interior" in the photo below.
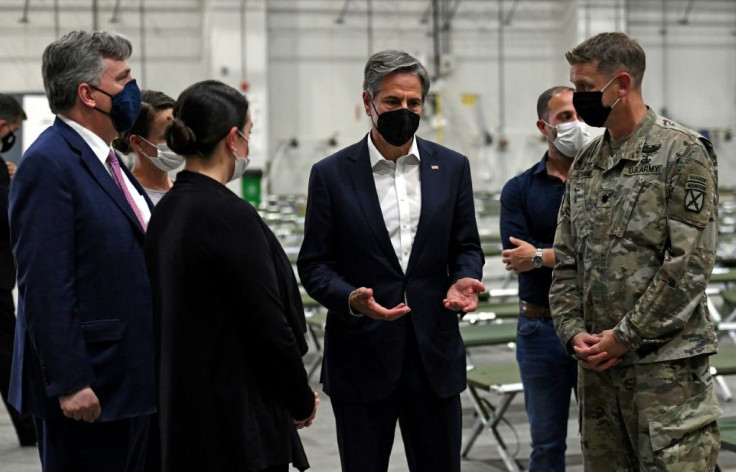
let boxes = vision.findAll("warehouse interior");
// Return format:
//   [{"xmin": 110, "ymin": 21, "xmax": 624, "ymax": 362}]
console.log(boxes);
[{"xmin": 1, "ymin": 0, "xmax": 736, "ymax": 471}]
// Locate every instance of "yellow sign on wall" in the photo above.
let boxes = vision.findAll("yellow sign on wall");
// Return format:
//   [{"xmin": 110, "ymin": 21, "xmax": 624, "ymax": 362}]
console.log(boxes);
[{"xmin": 461, "ymin": 93, "xmax": 477, "ymax": 106}]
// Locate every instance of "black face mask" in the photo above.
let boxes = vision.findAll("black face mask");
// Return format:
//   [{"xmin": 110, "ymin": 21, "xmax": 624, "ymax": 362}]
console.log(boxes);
[
  {"xmin": 372, "ymin": 102, "xmax": 420, "ymax": 147},
  {"xmin": 572, "ymin": 75, "xmax": 620, "ymax": 128},
  {"xmin": 1, "ymin": 129, "xmax": 15, "ymax": 153}
]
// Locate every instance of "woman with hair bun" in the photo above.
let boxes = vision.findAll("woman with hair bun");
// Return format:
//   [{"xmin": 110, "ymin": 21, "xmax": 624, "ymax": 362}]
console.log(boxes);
[
  {"xmin": 144, "ymin": 80, "xmax": 318, "ymax": 472},
  {"xmin": 112, "ymin": 89, "xmax": 180, "ymax": 205}
]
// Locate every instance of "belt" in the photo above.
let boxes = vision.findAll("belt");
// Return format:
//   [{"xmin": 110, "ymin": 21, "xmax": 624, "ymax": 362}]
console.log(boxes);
[{"xmin": 519, "ymin": 300, "xmax": 552, "ymax": 319}]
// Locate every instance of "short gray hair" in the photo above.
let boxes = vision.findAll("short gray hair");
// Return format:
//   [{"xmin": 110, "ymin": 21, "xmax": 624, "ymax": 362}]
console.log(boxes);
[
  {"xmin": 363, "ymin": 50, "xmax": 430, "ymax": 100},
  {"xmin": 42, "ymin": 30, "xmax": 133, "ymax": 114}
]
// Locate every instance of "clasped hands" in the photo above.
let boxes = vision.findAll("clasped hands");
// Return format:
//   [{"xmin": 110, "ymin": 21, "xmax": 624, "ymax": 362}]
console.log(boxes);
[
  {"xmin": 571, "ymin": 329, "xmax": 629, "ymax": 372},
  {"xmin": 349, "ymin": 277, "xmax": 486, "ymax": 321}
]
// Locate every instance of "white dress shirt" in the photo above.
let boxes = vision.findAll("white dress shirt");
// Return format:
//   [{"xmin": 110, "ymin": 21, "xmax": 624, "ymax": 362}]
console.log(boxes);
[
  {"xmin": 366, "ymin": 133, "xmax": 422, "ymax": 273},
  {"xmin": 59, "ymin": 115, "xmax": 151, "ymax": 224}
]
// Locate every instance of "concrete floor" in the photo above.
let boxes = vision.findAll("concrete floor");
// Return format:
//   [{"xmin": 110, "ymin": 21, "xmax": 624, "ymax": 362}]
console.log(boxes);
[{"xmin": 2, "ymin": 339, "xmax": 736, "ymax": 471}]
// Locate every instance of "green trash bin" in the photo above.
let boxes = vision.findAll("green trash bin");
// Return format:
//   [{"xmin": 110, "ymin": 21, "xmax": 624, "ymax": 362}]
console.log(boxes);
[{"xmin": 240, "ymin": 169, "xmax": 263, "ymax": 206}]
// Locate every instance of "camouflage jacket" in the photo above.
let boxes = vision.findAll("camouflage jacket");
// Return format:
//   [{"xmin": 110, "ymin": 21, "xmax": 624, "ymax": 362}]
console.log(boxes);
[{"xmin": 550, "ymin": 109, "xmax": 719, "ymax": 364}]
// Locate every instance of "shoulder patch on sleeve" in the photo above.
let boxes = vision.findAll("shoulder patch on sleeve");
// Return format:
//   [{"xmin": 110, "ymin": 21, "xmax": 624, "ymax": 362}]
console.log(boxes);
[{"xmin": 668, "ymin": 158, "xmax": 715, "ymax": 228}]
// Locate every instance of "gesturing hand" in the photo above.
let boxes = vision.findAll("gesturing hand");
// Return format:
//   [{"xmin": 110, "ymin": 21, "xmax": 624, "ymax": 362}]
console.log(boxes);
[
  {"xmin": 349, "ymin": 287, "xmax": 411, "ymax": 321},
  {"xmin": 443, "ymin": 277, "xmax": 485, "ymax": 313},
  {"xmin": 6, "ymin": 161, "xmax": 17, "ymax": 180}
]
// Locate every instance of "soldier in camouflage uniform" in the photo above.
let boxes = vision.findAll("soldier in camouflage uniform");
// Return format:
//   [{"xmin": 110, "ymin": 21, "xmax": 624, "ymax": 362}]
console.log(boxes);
[{"xmin": 549, "ymin": 32, "xmax": 722, "ymax": 471}]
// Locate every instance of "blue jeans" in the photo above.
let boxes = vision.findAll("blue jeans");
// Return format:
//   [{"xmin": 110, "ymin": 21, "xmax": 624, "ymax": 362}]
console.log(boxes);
[{"xmin": 516, "ymin": 313, "xmax": 577, "ymax": 472}]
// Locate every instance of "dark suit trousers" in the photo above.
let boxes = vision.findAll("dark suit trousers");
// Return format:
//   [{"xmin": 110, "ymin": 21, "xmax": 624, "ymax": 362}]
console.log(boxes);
[
  {"xmin": 35, "ymin": 407, "xmax": 150, "ymax": 472},
  {"xmin": 331, "ymin": 320, "xmax": 462, "ymax": 472},
  {"xmin": 0, "ymin": 289, "xmax": 36, "ymax": 445}
]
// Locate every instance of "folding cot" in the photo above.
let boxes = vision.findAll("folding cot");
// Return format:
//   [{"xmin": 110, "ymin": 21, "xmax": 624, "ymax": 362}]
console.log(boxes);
[
  {"xmin": 716, "ymin": 416, "xmax": 736, "ymax": 472},
  {"xmin": 711, "ymin": 336, "xmax": 736, "ymax": 402},
  {"xmin": 303, "ymin": 296, "xmax": 326, "ymax": 381},
  {"xmin": 462, "ymin": 359, "xmax": 524, "ymax": 472},
  {"xmin": 304, "ymin": 296, "xmax": 522, "ymax": 380},
  {"xmin": 459, "ymin": 316, "xmax": 524, "ymax": 472}
]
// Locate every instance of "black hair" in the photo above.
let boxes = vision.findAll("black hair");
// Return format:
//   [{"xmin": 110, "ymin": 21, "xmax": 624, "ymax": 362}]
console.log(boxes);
[
  {"xmin": 536, "ymin": 86, "xmax": 574, "ymax": 121},
  {"xmin": 0, "ymin": 94, "xmax": 27, "ymax": 123},
  {"xmin": 167, "ymin": 80, "xmax": 249, "ymax": 158}
]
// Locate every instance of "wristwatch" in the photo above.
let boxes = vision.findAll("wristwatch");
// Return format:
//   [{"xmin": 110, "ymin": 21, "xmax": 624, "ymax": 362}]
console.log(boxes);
[{"xmin": 532, "ymin": 248, "xmax": 543, "ymax": 269}]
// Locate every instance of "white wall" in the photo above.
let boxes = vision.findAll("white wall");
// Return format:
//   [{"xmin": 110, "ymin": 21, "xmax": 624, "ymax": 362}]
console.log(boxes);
[
  {"xmin": 0, "ymin": 0, "xmax": 734, "ymax": 194},
  {"xmin": 0, "ymin": 3, "xmax": 208, "ymax": 100},
  {"xmin": 263, "ymin": 0, "xmax": 736, "ymax": 194},
  {"xmin": 265, "ymin": 5, "xmax": 580, "ymax": 194},
  {"xmin": 630, "ymin": 21, "xmax": 736, "ymax": 183}
]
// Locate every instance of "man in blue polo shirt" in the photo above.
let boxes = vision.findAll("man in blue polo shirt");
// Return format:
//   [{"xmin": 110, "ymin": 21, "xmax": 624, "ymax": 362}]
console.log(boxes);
[{"xmin": 499, "ymin": 86, "xmax": 591, "ymax": 471}]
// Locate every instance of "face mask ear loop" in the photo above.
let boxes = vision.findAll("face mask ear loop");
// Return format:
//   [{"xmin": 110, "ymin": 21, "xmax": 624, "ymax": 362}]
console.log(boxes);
[
  {"xmin": 135, "ymin": 136, "xmax": 159, "ymax": 161},
  {"xmin": 600, "ymin": 75, "xmax": 622, "ymax": 110},
  {"xmin": 600, "ymin": 74, "xmax": 619, "ymax": 93},
  {"xmin": 370, "ymin": 99, "xmax": 381, "ymax": 128}
]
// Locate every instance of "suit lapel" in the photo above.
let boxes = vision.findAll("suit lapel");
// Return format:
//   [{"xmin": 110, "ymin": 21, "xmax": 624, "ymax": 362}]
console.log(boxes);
[
  {"xmin": 54, "ymin": 119, "xmax": 147, "ymax": 234},
  {"xmin": 347, "ymin": 136, "xmax": 403, "ymax": 273},
  {"xmin": 407, "ymin": 138, "xmax": 442, "ymax": 273}
]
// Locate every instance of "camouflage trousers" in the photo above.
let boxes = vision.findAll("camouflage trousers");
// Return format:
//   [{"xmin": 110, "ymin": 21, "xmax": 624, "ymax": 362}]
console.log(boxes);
[{"xmin": 578, "ymin": 355, "xmax": 722, "ymax": 471}]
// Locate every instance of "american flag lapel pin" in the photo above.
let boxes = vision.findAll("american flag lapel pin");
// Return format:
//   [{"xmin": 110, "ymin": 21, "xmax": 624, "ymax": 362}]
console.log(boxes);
[{"xmin": 431, "ymin": 165, "xmax": 439, "ymax": 170}]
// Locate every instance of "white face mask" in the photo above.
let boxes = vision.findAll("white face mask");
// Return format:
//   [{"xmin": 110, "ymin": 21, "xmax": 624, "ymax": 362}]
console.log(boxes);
[
  {"xmin": 230, "ymin": 157, "xmax": 250, "ymax": 182},
  {"xmin": 229, "ymin": 130, "xmax": 250, "ymax": 182},
  {"xmin": 546, "ymin": 120, "xmax": 591, "ymax": 158},
  {"xmin": 138, "ymin": 136, "xmax": 185, "ymax": 172}
]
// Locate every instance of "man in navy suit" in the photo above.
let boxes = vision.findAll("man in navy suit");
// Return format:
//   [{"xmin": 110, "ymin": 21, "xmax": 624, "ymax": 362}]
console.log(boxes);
[
  {"xmin": 297, "ymin": 50, "xmax": 485, "ymax": 472},
  {"xmin": 9, "ymin": 31, "xmax": 154, "ymax": 471}
]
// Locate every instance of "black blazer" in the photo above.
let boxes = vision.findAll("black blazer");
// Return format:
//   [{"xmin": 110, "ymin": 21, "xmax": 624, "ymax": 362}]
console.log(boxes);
[
  {"xmin": 297, "ymin": 135, "xmax": 484, "ymax": 402},
  {"xmin": 145, "ymin": 171, "xmax": 313, "ymax": 472}
]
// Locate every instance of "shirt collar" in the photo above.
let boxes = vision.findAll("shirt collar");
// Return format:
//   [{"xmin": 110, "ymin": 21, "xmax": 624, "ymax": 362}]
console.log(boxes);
[
  {"xmin": 366, "ymin": 132, "xmax": 421, "ymax": 169},
  {"xmin": 531, "ymin": 152, "xmax": 550, "ymax": 176},
  {"xmin": 58, "ymin": 114, "xmax": 116, "ymax": 167}
]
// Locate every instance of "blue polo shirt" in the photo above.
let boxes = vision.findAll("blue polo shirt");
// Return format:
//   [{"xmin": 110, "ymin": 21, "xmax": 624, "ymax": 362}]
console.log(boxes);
[{"xmin": 499, "ymin": 153, "xmax": 566, "ymax": 308}]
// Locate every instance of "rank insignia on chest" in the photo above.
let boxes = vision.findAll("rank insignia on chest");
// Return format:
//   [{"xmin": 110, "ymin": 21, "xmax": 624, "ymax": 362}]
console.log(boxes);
[
  {"xmin": 684, "ymin": 174, "xmax": 707, "ymax": 213},
  {"xmin": 641, "ymin": 144, "xmax": 661, "ymax": 154}
]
